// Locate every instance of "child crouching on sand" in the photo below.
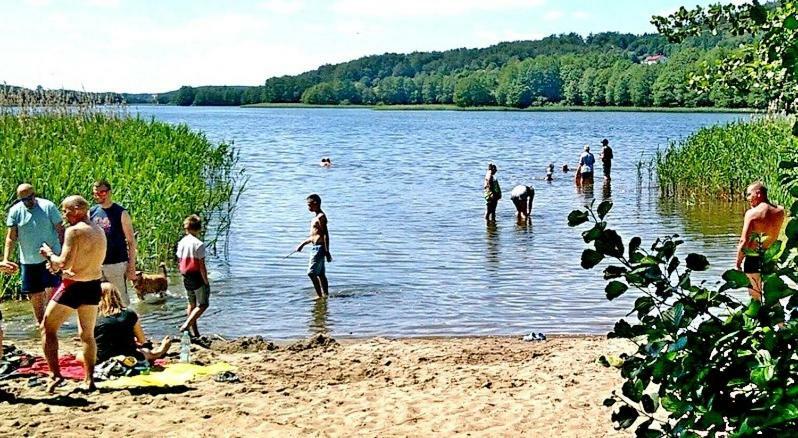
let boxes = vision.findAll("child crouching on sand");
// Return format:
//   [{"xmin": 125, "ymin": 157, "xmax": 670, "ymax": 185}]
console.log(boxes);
[{"xmin": 176, "ymin": 215, "xmax": 210, "ymax": 337}]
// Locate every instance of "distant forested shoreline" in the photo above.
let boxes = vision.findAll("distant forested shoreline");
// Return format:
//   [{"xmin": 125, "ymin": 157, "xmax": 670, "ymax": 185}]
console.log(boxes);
[{"xmin": 3, "ymin": 31, "xmax": 765, "ymax": 110}]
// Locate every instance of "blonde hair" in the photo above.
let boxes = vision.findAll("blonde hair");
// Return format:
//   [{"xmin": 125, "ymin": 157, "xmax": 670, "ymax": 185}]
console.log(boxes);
[
  {"xmin": 184, "ymin": 214, "xmax": 202, "ymax": 232},
  {"xmin": 99, "ymin": 282, "xmax": 125, "ymax": 315},
  {"xmin": 61, "ymin": 195, "xmax": 90, "ymax": 211}
]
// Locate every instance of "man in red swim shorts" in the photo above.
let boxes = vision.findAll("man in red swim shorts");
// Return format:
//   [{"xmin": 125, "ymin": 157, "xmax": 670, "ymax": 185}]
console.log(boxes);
[{"xmin": 39, "ymin": 195, "xmax": 107, "ymax": 393}]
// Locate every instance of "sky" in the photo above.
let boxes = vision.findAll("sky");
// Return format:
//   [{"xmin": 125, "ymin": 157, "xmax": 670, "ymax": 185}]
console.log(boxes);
[{"xmin": 0, "ymin": 0, "xmax": 749, "ymax": 93}]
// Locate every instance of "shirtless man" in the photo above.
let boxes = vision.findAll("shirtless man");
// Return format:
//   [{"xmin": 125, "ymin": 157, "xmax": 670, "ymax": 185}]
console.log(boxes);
[
  {"xmin": 295, "ymin": 194, "xmax": 332, "ymax": 298},
  {"xmin": 39, "ymin": 195, "xmax": 107, "ymax": 392},
  {"xmin": 735, "ymin": 182, "xmax": 785, "ymax": 301}
]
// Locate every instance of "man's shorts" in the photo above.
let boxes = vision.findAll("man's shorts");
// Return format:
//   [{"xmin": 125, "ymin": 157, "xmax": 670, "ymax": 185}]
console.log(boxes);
[
  {"xmin": 20, "ymin": 262, "xmax": 61, "ymax": 294},
  {"xmin": 603, "ymin": 162, "xmax": 612, "ymax": 177},
  {"xmin": 102, "ymin": 262, "xmax": 130, "ymax": 306},
  {"xmin": 52, "ymin": 279, "xmax": 102, "ymax": 309},
  {"xmin": 743, "ymin": 256, "xmax": 763, "ymax": 274},
  {"xmin": 307, "ymin": 244, "xmax": 326, "ymax": 276},
  {"xmin": 187, "ymin": 284, "xmax": 210, "ymax": 308}
]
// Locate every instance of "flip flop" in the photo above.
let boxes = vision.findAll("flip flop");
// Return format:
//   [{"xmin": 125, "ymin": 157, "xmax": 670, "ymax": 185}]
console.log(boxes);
[{"xmin": 213, "ymin": 371, "xmax": 240, "ymax": 383}]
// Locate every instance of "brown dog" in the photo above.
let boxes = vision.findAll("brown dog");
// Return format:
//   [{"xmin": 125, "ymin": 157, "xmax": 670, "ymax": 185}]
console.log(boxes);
[{"xmin": 132, "ymin": 263, "xmax": 169, "ymax": 301}]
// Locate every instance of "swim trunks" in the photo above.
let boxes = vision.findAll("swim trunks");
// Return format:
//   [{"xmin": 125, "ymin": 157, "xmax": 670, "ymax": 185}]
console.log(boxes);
[
  {"xmin": 743, "ymin": 255, "xmax": 763, "ymax": 274},
  {"xmin": 20, "ymin": 262, "xmax": 61, "ymax": 294},
  {"xmin": 52, "ymin": 279, "xmax": 102, "ymax": 309},
  {"xmin": 307, "ymin": 244, "xmax": 326, "ymax": 276}
]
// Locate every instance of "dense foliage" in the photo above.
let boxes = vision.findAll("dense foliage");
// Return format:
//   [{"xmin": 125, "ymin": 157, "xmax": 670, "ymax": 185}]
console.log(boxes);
[
  {"xmin": 657, "ymin": 117, "xmax": 797, "ymax": 203},
  {"xmin": 241, "ymin": 31, "xmax": 760, "ymax": 109},
  {"xmin": 0, "ymin": 101, "xmax": 245, "ymax": 298},
  {"xmin": 653, "ymin": 0, "xmax": 798, "ymax": 115},
  {"xmin": 569, "ymin": 191, "xmax": 798, "ymax": 436}
]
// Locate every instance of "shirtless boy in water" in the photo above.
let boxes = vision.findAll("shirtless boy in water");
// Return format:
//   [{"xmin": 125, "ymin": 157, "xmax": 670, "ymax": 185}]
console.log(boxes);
[
  {"xmin": 39, "ymin": 195, "xmax": 107, "ymax": 392},
  {"xmin": 295, "ymin": 194, "xmax": 332, "ymax": 298},
  {"xmin": 736, "ymin": 182, "xmax": 785, "ymax": 301}
]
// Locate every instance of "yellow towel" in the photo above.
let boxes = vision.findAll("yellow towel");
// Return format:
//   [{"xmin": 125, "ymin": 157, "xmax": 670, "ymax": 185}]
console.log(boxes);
[{"xmin": 98, "ymin": 362, "xmax": 236, "ymax": 389}]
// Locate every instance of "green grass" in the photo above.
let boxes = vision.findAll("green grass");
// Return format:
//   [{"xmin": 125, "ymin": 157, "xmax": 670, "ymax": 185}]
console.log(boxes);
[
  {"xmin": 242, "ymin": 102, "xmax": 758, "ymax": 113},
  {"xmin": 656, "ymin": 117, "xmax": 797, "ymax": 205},
  {"xmin": 0, "ymin": 108, "xmax": 245, "ymax": 298}
]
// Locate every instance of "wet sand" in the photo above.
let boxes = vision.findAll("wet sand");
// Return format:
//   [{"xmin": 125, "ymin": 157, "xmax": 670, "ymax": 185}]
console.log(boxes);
[{"xmin": 0, "ymin": 335, "xmax": 631, "ymax": 437}]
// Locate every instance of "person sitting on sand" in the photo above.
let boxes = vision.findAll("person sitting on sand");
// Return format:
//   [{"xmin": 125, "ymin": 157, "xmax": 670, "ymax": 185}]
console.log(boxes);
[
  {"xmin": 510, "ymin": 185, "xmax": 534, "ymax": 220},
  {"xmin": 93, "ymin": 282, "xmax": 171, "ymax": 363},
  {"xmin": 39, "ymin": 195, "xmax": 106, "ymax": 393}
]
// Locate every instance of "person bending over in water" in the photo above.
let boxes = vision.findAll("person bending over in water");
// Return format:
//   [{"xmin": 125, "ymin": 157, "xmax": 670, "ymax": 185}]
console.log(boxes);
[
  {"xmin": 510, "ymin": 185, "xmax": 534, "ymax": 220},
  {"xmin": 483, "ymin": 163, "xmax": 501, "ymax": 222},
  {"xmin": 575, "ymin": 145, "xmax": 595, "ymax": 186},
  {"xmin": 736, "ymin": 182, "xmax": 785, "ymax": 301},
  {"xmin": 295, "ymin": 194, "xmax": 332, "ymax": 298},
  {"xmin": 93, "ymin": 282, "xmax": 171, "ymax": 363},
  {"xmin": 39, "ymin": 195, "xmax": 106, "ymax": 393}
]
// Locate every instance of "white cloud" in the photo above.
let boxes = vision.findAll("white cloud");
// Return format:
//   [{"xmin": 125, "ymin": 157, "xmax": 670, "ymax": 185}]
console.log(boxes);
[
  {"xmin": 330, "ymin": 0, "xmax": 546, "ymax": 18},
  {"xmin": 23, "ymin": 0, "xmax": 50, "ymax": 6},
  {"xmin": 543, "ymin": 10, "xmax": 564, "ymax": 21},
  {"xmin": 572, "ymin": 10, "xmax": 589, "ymax": 20},
  {"xmin": 258, "ymin": 0, "xmax": 304, "ymax": 15},
  {"xmin": 84, "ymin": 0, "xmax": 121, "ymax": 7}
]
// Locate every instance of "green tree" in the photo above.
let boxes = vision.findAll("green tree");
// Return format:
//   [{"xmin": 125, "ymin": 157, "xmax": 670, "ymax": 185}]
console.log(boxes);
[
  {"xmin": 453, "ymin": 71, "xmax": 496, "ymax": 107},
  {"xmin": 173, "ymin": 86, "xmax": 195, "ymax": 106}
]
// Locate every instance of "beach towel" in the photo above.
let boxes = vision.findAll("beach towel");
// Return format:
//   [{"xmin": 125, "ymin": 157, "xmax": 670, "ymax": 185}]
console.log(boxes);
[
  {"xmin": 98, "ymin": 362, "xmax": 235, "ymax": 389},
  {"xmin": 16, "ymin": 354, "xmax": 86, "ymax": 381}
]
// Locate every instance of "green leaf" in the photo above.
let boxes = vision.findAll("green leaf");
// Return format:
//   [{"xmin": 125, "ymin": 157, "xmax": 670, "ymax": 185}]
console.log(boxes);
[
  {"xmin": 582, "ymin": 224, "xmax": 604, "ymax": 243},
  {"xmin": 567, "ymin": 209, "xmax": 589, "ymax": 227},
  {"xmin": 605, "ymin": 281, "xmax": 628, "ymax": 300},
  {"xmin": 685, "ymin": 253, "xmax": 709, "ymax": 271},
  {"xmin": 610, "ymin": 319, "xmax": 635, "ymax": 339},
  {"xmin": 722, "ymin": 269, "xmax": 750, "ymax": 289},
  {"xmin": 663, "ymin": 303, "xmax": 685, "ymax": 328},
  {"xmin": 641, "ymin": 394, "xmax": 659, "ymax": 413},
  {"xmin": 667, "ymin": 336, "xmax": 688, "ymax": 352},
  {"xmin": 745, "ymin": 299, "xmax": 761, "ymax": 317},
  {"xmin": 786, "ymin": 219, "xmax": 798, "ymax": 240},
  {"xmin": 611, "ymin": 405, "xmax": 638, "ymax": 429},
  {"xmin": 639, "ymin": 256, "xmax": 661, "ymax": 266},
  {"xmin": 633, "ymin": 296, "xmax": 655, "ymax": 317},
  {"xmin": 764, "ymin": 276, "xmax": 788, "ymax": 304},
  {"xmin": 667, "ymin": 257, "xmax": 680, "ymax": 275},
  {"xmin": 622, "ymin": 379, "xmax": 645, "ymax": 403},
  {"xmin": 785, "ymin": 14, "xmax": 798, "ymax": 30},
  {"xmin": 751, "ymin": 364, "xmax": 775, "ymax": 386},
  {"xmin": 595, "ymin": 229, "xmax": 624, "ymax": 258},
  {"xmin": 581, "ymin": 249, "xmax": 604, "ymax": 269},
  {"xmin": 764, "ymin": 240, "xmax": 782, "ymax": 261},
  {"xmin": 602, "ymin": 397, "xmax": 616, "ymax": 407},
  {"xmin": 597, "ymin": 200, "xmax": 613, "ymax": 220},
  {"xmin": 660, "ymin": 395, "xmax": 689, "ymax": 416},
  {"xmin": 603, "ymin": 265, "xmax": 627, "ymax": 279}
]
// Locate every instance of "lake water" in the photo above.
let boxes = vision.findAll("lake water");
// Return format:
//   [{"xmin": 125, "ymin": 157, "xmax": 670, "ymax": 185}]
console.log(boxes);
[{"xmin": 3, "ymin": 108, "xmax": 751, "ymax": 340}]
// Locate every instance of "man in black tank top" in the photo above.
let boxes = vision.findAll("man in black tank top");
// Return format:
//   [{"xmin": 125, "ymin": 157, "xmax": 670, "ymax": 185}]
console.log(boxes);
[{"xmin": 90, "ymin": 180, "xmax": 138, "ymax": 306}]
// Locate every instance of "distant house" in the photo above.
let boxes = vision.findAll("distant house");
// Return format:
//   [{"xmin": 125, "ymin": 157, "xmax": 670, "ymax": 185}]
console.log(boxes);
[{"xmin": 643, "ymin": 54, "xmax": 667, "ymax": 65}]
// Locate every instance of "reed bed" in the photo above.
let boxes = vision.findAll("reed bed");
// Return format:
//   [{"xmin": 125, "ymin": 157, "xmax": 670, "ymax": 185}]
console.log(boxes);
[
  {"xmin": 656, "ymin": 117, "xmax": 797, "ymax": 205},
  {"xmin": 0, "ymin": 87, "xmax": 245, "ymax": 298}
]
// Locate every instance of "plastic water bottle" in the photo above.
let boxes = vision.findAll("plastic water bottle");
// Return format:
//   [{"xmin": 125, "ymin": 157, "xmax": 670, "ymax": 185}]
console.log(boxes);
[{"xmin": 180, "ymin": 331, "xmax": 191, "ymax": 363}]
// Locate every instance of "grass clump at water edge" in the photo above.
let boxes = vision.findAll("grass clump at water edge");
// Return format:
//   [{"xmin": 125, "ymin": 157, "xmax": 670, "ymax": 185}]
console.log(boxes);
[
  {"xmin": 656, "ymin": 117, "xmax": 797, "ymax": 205},
  {"xmin": 0, "ymin": 90, "xmax": 246, "ymax": 298}
]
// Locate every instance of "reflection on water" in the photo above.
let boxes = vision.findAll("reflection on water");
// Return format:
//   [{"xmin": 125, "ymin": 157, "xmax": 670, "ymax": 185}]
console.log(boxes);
[
  {"xmin": 602, "ymin": 179, "xmax": 612, "ymax": 201},
  {"xmin": 0, "ymin": 108, "xmax": 752, "ymax": 340}
]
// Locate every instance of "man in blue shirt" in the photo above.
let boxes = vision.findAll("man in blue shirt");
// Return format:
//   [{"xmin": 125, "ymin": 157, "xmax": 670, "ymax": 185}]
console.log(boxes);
[
  {"xmin": 577, "ymin": 145, "xmax": 596, "ymax": 186},
  {"xmin": 0, "ymin": 184, "xmax": 64, "ymax": 323}
]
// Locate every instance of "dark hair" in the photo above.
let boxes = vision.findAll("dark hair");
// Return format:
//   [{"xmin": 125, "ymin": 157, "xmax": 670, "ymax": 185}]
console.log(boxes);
[
  {"xmin": 183, "ymin": 214, "xmax": 202, "ymax": 232},
  {"xmin": 93, "ymin": 179, "xmax": 112, "ymax": 191},
  {"xmin": 602, "ymin": 139, "xmax": 609, "ymax": 145},
  {"xmin": 307, "ymin": 194, "xmax": 322, "ymax": 205}
]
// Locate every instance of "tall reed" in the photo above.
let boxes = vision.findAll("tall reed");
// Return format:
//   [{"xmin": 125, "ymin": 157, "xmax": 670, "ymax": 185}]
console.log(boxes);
[
  {"xmin": 0, "ymin": 87, "xmax": 246, "ymax": 298},
  {"xmin": 656, "ymin": 117, "xmax": 797, "ymax": 205}
]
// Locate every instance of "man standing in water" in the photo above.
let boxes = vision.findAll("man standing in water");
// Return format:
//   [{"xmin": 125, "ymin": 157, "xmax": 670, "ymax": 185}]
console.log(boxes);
[
  {"xmin": 0, "ymin": 184, "xmax": 64, "ymax": 324},
  {"xmin": 295, "ymin": 194, "xmax": 332, "ymax": 298},
  {"xmin": 600, "ymin": 139, "xmax": 613, "ymax": 180},
  {"xmin": 91, "ymin": 180, "xmax": 137, "ymax": 306},
  {"xmin": 576, "ymin": 146, "xmax": 595, "ymax": 186},
  {"xmin": 40, "ymin": 195, "xmax": 106, "ymax": 392},
  {"xmin": 735, "ymin": 182, "xmax": 785, "ymax": 301}
]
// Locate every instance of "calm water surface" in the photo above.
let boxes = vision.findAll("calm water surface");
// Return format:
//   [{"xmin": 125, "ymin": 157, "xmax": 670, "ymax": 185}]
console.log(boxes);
[{"xmin": 4, "ymin": 108, "xmax": 751, "ymax": 340}]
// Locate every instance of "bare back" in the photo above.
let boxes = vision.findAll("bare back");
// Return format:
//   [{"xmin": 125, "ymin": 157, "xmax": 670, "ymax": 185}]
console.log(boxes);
[
  {"xmin": 741, "ymin": 203, "xmax": 785, "ymax": 250},
  {"xmin": 63, "ymin": 221, "xmax": 107, "ymax": 281}
]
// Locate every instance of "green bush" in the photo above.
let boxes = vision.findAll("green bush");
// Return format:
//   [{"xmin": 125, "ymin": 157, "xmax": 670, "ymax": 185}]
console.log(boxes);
[
  {"xmin": 656, "ymin": 117, "xmax": 797, "ymax": 205},
  {"xmin": 0, "ymin": 109, "xmax": 245, "ymax": 298},
  {"xmin": 569, "ymin": 187, "xmax": 798, "ymax": 435}
]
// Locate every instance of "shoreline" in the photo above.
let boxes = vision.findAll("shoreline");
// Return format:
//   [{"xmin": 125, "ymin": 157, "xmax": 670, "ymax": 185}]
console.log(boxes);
[
  {"xmin": 239, "ymin": 102, "xmax": 758, "ymax": 113},
  {"xmin": 1, "ymin": 335, "xmax": 630, "ymax": 436}
]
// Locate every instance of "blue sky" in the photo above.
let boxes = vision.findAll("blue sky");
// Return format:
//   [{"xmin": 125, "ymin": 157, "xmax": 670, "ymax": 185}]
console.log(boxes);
[{"xmin": 0, "ymin": 0, "xmax": 747, "ymax": 93}]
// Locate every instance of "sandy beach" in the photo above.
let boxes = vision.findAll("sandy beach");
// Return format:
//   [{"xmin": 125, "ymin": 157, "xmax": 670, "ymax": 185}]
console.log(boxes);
[{"xmin": 0, "ymin": 335, "xmax": 631, "ymax": 437}]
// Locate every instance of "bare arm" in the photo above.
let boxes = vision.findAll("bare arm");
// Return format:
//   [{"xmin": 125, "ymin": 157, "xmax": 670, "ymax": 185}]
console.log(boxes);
[
  {"xmin": 55, "ymin": 223, "xmax": 65, "ymax": 245},
  {"xmin": 43, "ymin": 227, "xmax": 77, "ymax": 271},
  {"xmin": 121, "ymin": 211, "xmax": 137, "ymax": 277},
  {"xmin": 527, "ymin": 190, "xmax": 534, "ymax": 216},
  {"xmin": 736, "ymin": 213, "xmax": 753, "ymax": 269},
  {"xmin": 322, "ymin": 216, "xmax": 332, "ymax": 262},
  {"xmin": 133, "ymin": 320, "xmax": 147, "ymax": 345},
  {"xmin": 3, "ymin": 227, "xmax": 17, "ymax": 262},
  {"xmin": 198, "ymin": 258, "xmax": 209, "ymax": 285},
  {"xmin": 295, "ymin": 237, "xmax": 312, "ymax": 252}
]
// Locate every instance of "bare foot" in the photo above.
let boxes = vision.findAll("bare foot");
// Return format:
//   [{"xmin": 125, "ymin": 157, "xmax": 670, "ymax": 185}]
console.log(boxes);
[
  {"xmin": 72, "ymin": 380, "xmax": 97, "ymax": 394},
  {"xmin": 46, "ymin": 376, "xmax": 64, "ymax": 393}
]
